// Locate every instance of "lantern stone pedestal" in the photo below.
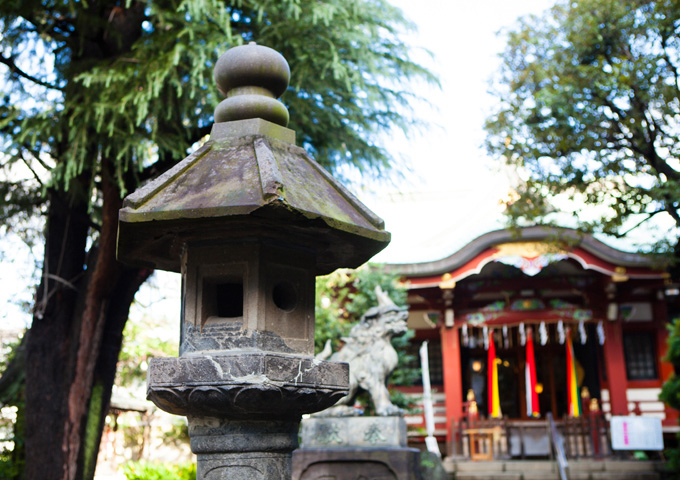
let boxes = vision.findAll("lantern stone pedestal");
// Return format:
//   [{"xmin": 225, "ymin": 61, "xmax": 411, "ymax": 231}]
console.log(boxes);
[
  {"xmin": 147, "ymin": 353, "xmax": 348, "ymax": 478},
  {"xmin": 292, "ymin": 417, "xmax": 422, "ymax": 480},
  {"xmin": 117, "ymin": 43, "xmax": 390, "ymax": 480}
]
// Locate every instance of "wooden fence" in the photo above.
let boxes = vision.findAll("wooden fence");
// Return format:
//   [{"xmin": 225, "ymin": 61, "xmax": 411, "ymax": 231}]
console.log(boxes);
[{"xmin": 453, "ymin": 412, "xmax": 614, "ymax": 461}]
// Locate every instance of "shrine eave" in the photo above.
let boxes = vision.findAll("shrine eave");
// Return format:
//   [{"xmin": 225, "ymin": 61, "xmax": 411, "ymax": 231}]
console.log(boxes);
[{"xmin": 388, "ymin": 226, "xmax": 667, "ymax": 289}]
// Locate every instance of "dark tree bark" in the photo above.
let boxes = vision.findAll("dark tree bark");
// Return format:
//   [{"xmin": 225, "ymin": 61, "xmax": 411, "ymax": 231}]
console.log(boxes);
[
  {"xmin": 25, "ymin": 182, "xmax": 90, "ymax": 480},
  {"xmin": 79, "ymin": 266, "xmax": 151, "ymax": 480},
  {"xmin": 0, "ymin": 1, "xmax": 432, "ymax": 478},
  {"xmin": 24, "ymin": 162, "xmax": 151, "ymax": 480}
]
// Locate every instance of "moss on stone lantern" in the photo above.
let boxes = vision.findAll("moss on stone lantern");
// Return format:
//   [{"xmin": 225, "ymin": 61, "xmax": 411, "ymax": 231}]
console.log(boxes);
[{"xmin": 116, "ymin": 42, "xmax": 391, "ymax": 479}]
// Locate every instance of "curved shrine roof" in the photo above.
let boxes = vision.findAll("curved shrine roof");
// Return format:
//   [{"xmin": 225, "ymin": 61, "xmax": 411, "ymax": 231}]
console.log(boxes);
[{"xmin": 388, "ymin": 226, "xmax": 667, "ymax": 288}]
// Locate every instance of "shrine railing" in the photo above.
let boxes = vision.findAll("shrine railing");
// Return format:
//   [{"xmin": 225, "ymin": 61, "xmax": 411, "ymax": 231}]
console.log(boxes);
[{"xmin": 453, "ymin": 412, "xmax": 614, "ymax": 461}]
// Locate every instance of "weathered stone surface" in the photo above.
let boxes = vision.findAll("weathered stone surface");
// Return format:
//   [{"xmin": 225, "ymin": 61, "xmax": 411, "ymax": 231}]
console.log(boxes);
[
  {"xmin": 119, "ymin": 42, "xmax": 379, "ymax": 480},
  {"xmin": 189, "ymin": 418, "xmax": 299, "ymax": 453},
  {"xmin": 213, "ymin": 43, "xmax": 291, "ymax": 127},
  {"xmin": 117, "ymin": 132, "xmax": 390, "ymax": 275},
  {"xmin": 181, "ymin": 322, "xmax": 300, "ymax": 356},
  {"xmin": 197, "ymin": 452, "xmax": 292, "ymax": 480},
  {"xmin": 294, "ymin": 418, "xmax": 423, "ymax": 479},
  {"xmin": 180, "ymin": 241, "xmax": 316, "ymax": 356},
  {"xmin": 188, "ymin": 417, "xmax": 299, "ymax": 479},
  {"xmin": 147, "ymin": 353, "xmax": 348, "ymax": 419},
  {"xmin": 300, "ymin": 417, "xmax": 408, "ymax": 448},
  {"xmin": 210, "ymin": 117, "xmax": 295, "ymax": 143},
  {"xmin": 315, "ymin": 288, "xmax": 408, "ymax": 417},
  {"xmin": 292, "ymin": 447, "xmax": 423, "ymax": 480}
]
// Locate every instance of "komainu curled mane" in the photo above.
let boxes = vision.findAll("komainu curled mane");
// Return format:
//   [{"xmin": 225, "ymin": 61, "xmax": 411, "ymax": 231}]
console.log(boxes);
[{"xmin": 316, "ymin": 286, "xmax": 409, "ymax": 416}]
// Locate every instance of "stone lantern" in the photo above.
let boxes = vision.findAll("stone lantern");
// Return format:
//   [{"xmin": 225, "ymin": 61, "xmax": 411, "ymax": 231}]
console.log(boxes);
[{"xmin": 116, "ymin": 43, "xmax": 390, "ymax": 479}]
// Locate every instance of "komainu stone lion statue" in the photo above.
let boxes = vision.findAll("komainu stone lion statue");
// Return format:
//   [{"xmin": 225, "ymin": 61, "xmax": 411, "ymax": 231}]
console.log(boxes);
[{"xmin": 316, "ymin": 286, "xmax": 409, "ymax": 417}]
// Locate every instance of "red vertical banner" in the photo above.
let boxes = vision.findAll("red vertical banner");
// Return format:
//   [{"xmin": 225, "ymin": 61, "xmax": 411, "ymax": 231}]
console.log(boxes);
[
  {"xmin": 566, "ymin": 328, "xmax": 581, "ymax": 417},
  {"xmin": 488, "ymin": 329, "xmax": 501, "ymax": 418},
  {"xmin": 525, "ymin": 327, "xmax": 539, "ymax": 417}
]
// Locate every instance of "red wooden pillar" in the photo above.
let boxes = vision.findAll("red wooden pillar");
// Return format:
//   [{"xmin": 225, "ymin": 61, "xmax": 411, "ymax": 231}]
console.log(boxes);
[
  {"xmin": 440, "ymin": 324, "xmax": 463, "ymax": 447},
  {"xmin": 603, "ymin": 321, "xmax": 628, "ymax": 416}
]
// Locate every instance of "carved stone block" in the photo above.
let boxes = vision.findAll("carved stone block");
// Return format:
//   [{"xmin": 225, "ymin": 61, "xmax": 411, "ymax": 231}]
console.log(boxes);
[
  {"xmin": 300, "ymin": 417, "xmax": 408, "ymax": 448},
  {"xmin": 293, "ymin": 417, "xmax": 422, "ymax": 480},
  {"xmin": 291, "ymin": 448, "xmax": 422, "ymax": 480}
]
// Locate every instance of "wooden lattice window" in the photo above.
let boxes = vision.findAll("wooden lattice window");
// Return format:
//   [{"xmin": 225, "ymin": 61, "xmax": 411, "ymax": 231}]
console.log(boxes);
[{"xmin": 623, "ymin": 332, "xmax": 658, "ymax": 380}]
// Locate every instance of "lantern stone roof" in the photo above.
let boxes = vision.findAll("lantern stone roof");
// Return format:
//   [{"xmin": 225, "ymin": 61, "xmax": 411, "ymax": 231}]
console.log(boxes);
[{"xmin": 117, "ymin": 44, "xmax": 389, "ymax": 274}]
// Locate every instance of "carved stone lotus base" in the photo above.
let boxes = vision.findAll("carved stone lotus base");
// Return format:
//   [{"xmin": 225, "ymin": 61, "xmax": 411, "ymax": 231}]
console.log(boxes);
[
  {"xmin": 147, "ymin": 352, "xmax": 349, "ymax": 479},
  {"xmin": 147, "ymin": 352, "xmax": 349, "ymax": 420}
]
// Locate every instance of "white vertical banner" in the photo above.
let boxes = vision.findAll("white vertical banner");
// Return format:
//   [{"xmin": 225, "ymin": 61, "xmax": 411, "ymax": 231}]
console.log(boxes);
[{"xmin": 420, "ymin": 340, "xmax": 441, "ymax": 457}]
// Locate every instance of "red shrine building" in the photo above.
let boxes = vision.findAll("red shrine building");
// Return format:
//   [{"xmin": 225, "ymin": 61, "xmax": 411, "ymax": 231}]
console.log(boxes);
[{"xmin": 389, "ymin": 226, "xmax": 678, "ymax": 450}]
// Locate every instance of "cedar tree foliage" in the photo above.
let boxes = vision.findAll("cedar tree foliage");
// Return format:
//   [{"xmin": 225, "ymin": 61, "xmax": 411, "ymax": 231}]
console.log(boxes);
[{"xmin": 0, "ymin": 1, "xmax": 435, "ymax": 479}]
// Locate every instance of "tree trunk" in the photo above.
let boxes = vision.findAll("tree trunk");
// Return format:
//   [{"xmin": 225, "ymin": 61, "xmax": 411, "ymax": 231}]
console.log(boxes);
[
  {"xmin": 78, "ymin": 265, "xmax": 151, "ymax": 480},
  {"xmin": 24, "ymin": 164, "xmax": 151, "ymax": 480},
  {"xmin": 25, "ymin": 182, "xmax": 90, "ymax": 480}
]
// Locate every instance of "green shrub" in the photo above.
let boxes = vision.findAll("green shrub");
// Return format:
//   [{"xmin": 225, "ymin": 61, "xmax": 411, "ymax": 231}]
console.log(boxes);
[
  {"xmin": 123, "ymin": 461, "xmax": 196, "ymax": 480},
  {"xmin": 660, "ymin": 319, "xmax": 680, "ymax": 478}
]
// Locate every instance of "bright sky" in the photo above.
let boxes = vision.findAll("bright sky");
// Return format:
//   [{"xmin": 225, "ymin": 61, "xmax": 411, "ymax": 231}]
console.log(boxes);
[
  {"xmin": 0, "ymin": 0, "xmax": 556, "ymax": 330},
  {"xmin": 364, "ymin": 0, "xmax": 555, "ymax": 264}
]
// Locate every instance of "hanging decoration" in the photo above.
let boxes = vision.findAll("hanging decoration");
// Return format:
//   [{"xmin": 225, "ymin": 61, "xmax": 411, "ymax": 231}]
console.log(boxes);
[
  {"xmin": 566, "ymin": 328, "xmax": 581, "ymax": 417},
  {"xmin": 597, "ymin": 321, "xmax": 605, "ymax": 345},
  {"xmin": 460, "ymin": 318, "xmax": 600, "ymax": 351},
  {"xmin": 539, "ymin": 321, "xmax": 548, "ymax": 345},
  {"xmin": 487, "ymin": 329, "xmax": 502, "ymax": 418},
  {"xmin": 578, "ymin": 320, "xmax": 587, "ymax": 344},
  {"xmin": 525, "ymin": 328, "xmax": 540, "ymax": 417},
  {"xmin": 469, "ymin": 329, "xmax": 477, "ymax": 349}
]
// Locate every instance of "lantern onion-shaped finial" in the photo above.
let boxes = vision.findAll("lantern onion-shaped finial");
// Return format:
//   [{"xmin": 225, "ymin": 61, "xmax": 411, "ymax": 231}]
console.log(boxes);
[{"xmin": 213, "ymin": 42, "xmax": 290, "ymax": 126}]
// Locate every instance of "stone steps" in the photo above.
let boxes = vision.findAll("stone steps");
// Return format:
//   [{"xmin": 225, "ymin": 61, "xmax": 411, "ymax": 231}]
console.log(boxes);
[
  {"xmin": 444, "ymin": 459, "xmax": 665, "ymax": 480},
  {"xmin": 453, "ymin": 474, "xmax": 661, "ymax": 480}
]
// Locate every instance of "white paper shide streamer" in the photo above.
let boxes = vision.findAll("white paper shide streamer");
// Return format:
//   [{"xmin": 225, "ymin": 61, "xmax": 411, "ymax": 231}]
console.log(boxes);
[
  {"xmin": 597, "ymin": 320, "xmax": 605, "ymax": 345},
  {"xmin": 579, "ymin": 320, "xmax": 587, "ymax": 344},
  {"xmin": 557, "ymin": 320, "xmax": 565, "ymax": 344},
  {"xmin": 539, "ymin": 321, "xmax": 548, "ymax": 345}
]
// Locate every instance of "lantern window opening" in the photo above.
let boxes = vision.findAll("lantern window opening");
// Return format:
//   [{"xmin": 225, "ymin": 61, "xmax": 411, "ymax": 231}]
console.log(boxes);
[
  {"xmin": 202, "ymin": 274, "xmax": 245, "ymax": 323},
  {"xmin": 272, "ymin": 280, "xmax": 297, "ymax": 313}
]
